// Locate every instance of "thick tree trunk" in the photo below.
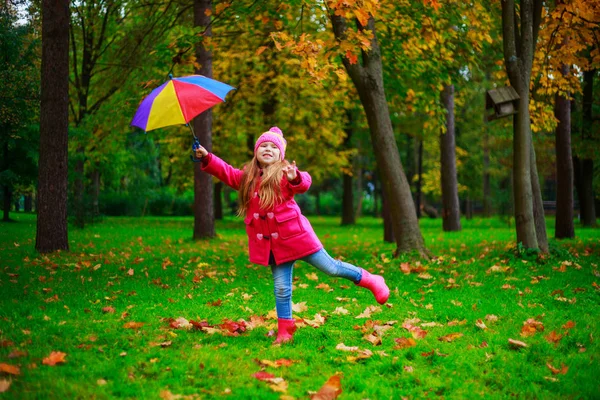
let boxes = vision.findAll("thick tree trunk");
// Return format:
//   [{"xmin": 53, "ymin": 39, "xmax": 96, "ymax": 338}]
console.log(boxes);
[
  {"xmin": 440, "ymin": 84, "xmax": 461, "ymax": 231},
  {"xmin": 554, "ymin": 64, "xmax": 574, "ymax": 238},
  {"xmin": 193, "ymin": 0, "xmax": 215, "ymax": 239},
  {"xmin": 501, "ymin": 0, "xmax": 542, "ymax": 250},
  {"xmin": 36, "ymin": 0, "xmax": 69, "ymax": 253},
  {"xmin": 530, "ymin": 139, "xmax": 548, "ymax": 251},
  {"xmin": 331, "ymin": 14, "xmax": 426, "ymax": 256}
]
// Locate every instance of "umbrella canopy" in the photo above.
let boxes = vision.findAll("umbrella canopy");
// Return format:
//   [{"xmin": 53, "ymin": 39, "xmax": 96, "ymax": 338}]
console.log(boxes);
[{"xmin": 131, "ymin": 75, "xmax": 235, "ymax": 132}]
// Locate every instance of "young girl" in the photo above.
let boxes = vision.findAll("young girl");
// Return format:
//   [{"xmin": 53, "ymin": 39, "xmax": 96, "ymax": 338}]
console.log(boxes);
[{"xmin": 194, "ymin": 127, "xmax": 390, "ymax": 344}]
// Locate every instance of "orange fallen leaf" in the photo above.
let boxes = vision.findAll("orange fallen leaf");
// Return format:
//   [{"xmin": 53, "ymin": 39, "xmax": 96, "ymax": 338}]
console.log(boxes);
[
  {"xmin": 123, "ymin": 322, "xmax": 144, "ymax": 329},
  {"xmin": 311, "ymin": 374, "xmax": 342, "ymax": 399},
  {"xmin": 394, "ymin": 337, "xmax": 417, "ymax": 349},
  {"xmin": 562, "ymin": 321, "xmax": 575, "ymax": 330},
  {"xmin": 547, "ymin": 362, "xmax": 568, "ymax": 375},
  {"xmin": 545, "ymin": 330, "xmax": 563, "ymax": 345},
  {"xmin": 438, "ymin": 332, "xmax": 463, "ymax": 342},
  {"xmin": 402, "ymin": 322, "xmax": 427, "ymax": 339},
  {"xmin": 42, "ymin": 351, "xmax": 67, "ymax": 366},
  {"xmin": 102, "ymin": 306, "xmax": 116, "ymax": 314},
  {"xmin": 363, "ymin": 333, "xmax": 382, "ymax": 346},
  {"xmin": 0, "ymin": 363, "xmax": 20, "ymax": 375}
]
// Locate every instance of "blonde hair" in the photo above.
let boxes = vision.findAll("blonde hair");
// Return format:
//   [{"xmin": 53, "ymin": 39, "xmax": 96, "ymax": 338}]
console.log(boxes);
[{"xmin": 237, "ymin": 156, "xmax": 289, "ymax": 216}]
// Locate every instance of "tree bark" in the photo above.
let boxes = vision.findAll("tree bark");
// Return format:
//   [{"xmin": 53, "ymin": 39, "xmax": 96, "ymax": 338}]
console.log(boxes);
[
  {"xmin": 193, "ymin": 0, "xmax": 215, "ymax": 239},
  {"xmin": 24, "ymin": 194, "xmax": 32, "ymax": 212},
  {"xmin": 91, "ymin": 168, "xmax": 100, "ymax": 220},
  {"xmin": 554, "ymin": 63, "xmax": 574, "ymax": 238},
  {"xmin": 330, "ymin": 14, "xmax": 426, "ymax": 256},
  {"xmin": 501, "ymin": 0, "xmax": 542, "ymax": 250},
  {"xmin": 530, "ymin": 137, "xmax": 548, "ymax": 251},
  {"xmin": 482, "ymin": 121, "xmax": 491, "ymax": 217},
  {"xmin": 74, "ymin": 146, "xmax": 85, "ymax": 228},
  {"xmin": 440, "ymin": 84, "xmax": 461, "ymax": 231},
  {"xmin": 36, "ymin": 0, "xmax": 70, "ymax": 253}
]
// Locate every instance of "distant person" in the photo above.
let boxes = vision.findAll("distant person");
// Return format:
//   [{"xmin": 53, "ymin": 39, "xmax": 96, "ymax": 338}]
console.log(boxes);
[{"xmin": 194, "ymin": 127, "xmax": 389, "ymax": 344}]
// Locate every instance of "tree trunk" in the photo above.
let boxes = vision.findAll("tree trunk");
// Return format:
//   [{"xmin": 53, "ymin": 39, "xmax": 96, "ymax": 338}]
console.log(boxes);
[
  {"xmin": 214, "ymin": 181, "xmax": 223, "ymax": 220},
  {"xmin": 554, "ymin": 63, "xmax": 574, "ymax": 238},
  {"xmin": 331, "ymin": 14, "xmax": 426, "ymax": 256},
  {"xmin": 440, "ymin": 84, "xmax": 461, "ymax": 231},
  {"xmin": 530, "ymin": 138, "xmax": 548, "ymax": 251},
  {"xmin": 193, "ymin": 0, "xmax": 215, "ymax": 239},
  {"xmin": 501, "ymin": 0, "xmax": 542, "ymax": 250},
  {"xmin": 36, "ymin": 0, "xmax": 69, "ymax": 253},
  {"xmin": 354, "ymin": 163, "xmax": 363, "ymax": 220}
]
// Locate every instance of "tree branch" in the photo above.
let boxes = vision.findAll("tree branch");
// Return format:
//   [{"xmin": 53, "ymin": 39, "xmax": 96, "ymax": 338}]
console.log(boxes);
[{"xmin": 501, "ymin": 0, "xmax": 519, "ymax": 86}]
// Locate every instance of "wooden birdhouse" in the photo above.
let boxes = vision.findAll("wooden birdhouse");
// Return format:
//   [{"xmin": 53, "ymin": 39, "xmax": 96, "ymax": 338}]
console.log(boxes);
[{"xmin": 485, "ymin": 86, "xmax": 520, "ymax": 121}]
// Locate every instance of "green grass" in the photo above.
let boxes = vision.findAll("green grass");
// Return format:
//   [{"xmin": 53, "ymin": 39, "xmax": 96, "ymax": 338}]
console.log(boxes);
[{"xmin": 1, "ymin": 213, "xmax": 599, "ymax": 399}]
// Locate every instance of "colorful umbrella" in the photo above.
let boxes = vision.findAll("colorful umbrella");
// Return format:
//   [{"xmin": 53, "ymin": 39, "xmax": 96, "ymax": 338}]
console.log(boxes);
[{"xmin": 131, "ymin": 74, "xmax": 235, "ymax": 132}]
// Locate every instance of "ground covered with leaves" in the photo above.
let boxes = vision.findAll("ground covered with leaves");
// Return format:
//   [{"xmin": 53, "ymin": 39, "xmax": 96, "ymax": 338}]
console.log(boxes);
[{"xmin": 0, "ymin": 214, "xmax": 599, "ymax": 399}]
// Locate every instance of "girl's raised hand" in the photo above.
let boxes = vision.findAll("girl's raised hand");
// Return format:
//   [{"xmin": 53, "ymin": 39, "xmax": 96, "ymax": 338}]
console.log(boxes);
[{"xmin": 282, "ymin": 161, "xmax": 298, "ymax": 181}]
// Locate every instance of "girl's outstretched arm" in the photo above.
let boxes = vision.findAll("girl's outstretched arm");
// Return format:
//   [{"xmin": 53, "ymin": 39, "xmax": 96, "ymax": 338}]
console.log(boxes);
[{"xmin": 195, "ymin": 145, "xmax": 243, "ymax": 190}]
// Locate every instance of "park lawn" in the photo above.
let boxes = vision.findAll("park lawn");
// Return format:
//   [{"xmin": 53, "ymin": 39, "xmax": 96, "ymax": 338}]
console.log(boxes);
[{"xmin": 0, "ymin": 214, "xmax": 599, "ymax": 399}]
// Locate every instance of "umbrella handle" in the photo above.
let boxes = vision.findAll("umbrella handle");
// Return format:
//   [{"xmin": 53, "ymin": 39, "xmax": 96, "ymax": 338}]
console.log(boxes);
[{"xmin": 190, "ymin": 138, "xmax": 203, "ymax": 163}]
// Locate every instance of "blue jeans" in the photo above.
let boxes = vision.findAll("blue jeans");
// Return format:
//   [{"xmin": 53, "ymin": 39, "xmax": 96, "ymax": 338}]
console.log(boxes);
[{"xmin": 270, "ymin": 249, "xmax": 363, "ymax": 320}]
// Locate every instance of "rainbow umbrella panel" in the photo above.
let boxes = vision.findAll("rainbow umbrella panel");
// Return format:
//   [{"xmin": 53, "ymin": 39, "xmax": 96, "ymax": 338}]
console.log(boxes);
[{"xmin": 131, "ymin": 75, "xmax": 235, "ymax": 132}]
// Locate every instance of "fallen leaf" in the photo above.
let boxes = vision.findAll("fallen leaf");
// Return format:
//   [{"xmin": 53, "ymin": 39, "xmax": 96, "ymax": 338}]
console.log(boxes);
[
  {"xmin": 562, "ymin": 321, "xmax": 575, "ymax": 330},
  {"xmin": 97, "ymin": 379, "xmax": 107, "ymax": 385},
  {"xmin": 316, "ymin": 283, "xmax": 332, "ymax": 292},
  {"xmin": 332, "ymin": 307, "xmax": 349, "ymax": 315},
  {"xmin": 355, "ymin": 305, "xmax": 381, "ymax": 319},
  {"xmin": 402, "ymin": 322, "xmax": 427, "ymax": 339},
  {"xmin": 404, "ymin": 365, "xmax": 414, "ymax": 373},
  {"xmin": 303, "ymin": 314, "xmax": 326, "ymax": 328},
  {"xmin": 306, "ymin": 273, "xmax": 319, "ymax": 281},
  {"xmin": 8, "ymin": 350, "xmax": 27, "ymax": 358},
  {"xmin": 336, "ymin": 343, "xmax": 359, "ymax": 352},
  {"xmin": 547, "ymin": 362, "xmax": 568, "ymax": 375},
  {"xmin": 364, "ymin": 333, "xmax": 382, "ymax": 346},
  {"xmin": 508, "ymin": 338, "xmax": 527, "ymax": 349},
  {"xmin": 475, "ymin": 319, "xmax": 488, "ymax": 330},
  {"xmin": 447, "ymin": 319, "xmax": 467, "ymax": 326},
  {"xmin": 0, "ymin": 364, "xmax": 20, "ymax": 375},
  {"xmin": 394, "ymin": 337, "xmax": 417, "ymax": 349},
  {"xmin": 123, "ymin": 322, "xmax": 144, "ymax": 329},
  {"xmin": 102, "ymin": 306, "xmax": 116, "ymax": 314},
  {"xmin": 0, "ymin": 379, "xmax": 10, "ymax": 393},
  {"xmin": 485, "ymin": 314, "xmax": 499, "ymax": 322},
  {"xmin": 292, "ymin": 302, "xmax": 308, "ymax": 313},
  {"xmin": 521, "ymin": 318, "xmax": 544, "ymax": 337},
  {"xmin": 257, "ymin": 359, "xmax": 294, "ymax": 368},
  {"xmin": 170, "ymin": 317, "xmax": 192, "ymax": 330},
  {"xmin": 438, "ymin": 332, "xmax": 463, "ymax": 342},
  {"xmin": 253, "ymin": 371, "xmax": 275, "ymax": 381},
  {"xmin": 347, "ymin": 349, "xmax": 373, "ymax": 362},
  {"xmin": 127, "ymin": 268, "xmax": 134, "ymax": 276},
  {"xmin": 311, "ymin": 374, "xmax": 342, "ymax": 399},
  {"xmin": 42, "ymin": 351, "xmax": 67, "ymax": 366},
  {"xmin": 545, "ymin": 331, "xmax": 563, "ymax": 345}
]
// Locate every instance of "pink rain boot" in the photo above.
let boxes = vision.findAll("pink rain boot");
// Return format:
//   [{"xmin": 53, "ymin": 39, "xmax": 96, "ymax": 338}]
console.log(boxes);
[
  {"xmin": 356, "ymin": 269, "xmax": 390, "ymax": 304},
  {"xmin": 273, "ymin": 318, "xmax": 297, "ymax": 344}
]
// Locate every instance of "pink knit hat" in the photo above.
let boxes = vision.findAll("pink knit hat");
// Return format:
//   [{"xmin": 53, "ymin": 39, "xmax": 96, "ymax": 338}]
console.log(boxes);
[{"xmin": 254, "ymin": 126, "xmax": 287, "ymax": 160}]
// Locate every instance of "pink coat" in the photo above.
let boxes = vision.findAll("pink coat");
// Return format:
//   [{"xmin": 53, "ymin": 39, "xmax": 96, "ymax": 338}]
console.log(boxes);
[{"xmin": 201, "ymin": 153, "xmax": 323, "ymax": 266}]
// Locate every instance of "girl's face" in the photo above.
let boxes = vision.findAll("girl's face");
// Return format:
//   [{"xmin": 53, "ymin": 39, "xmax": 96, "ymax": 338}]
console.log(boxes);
[{"xmin": 256, "ymin": 141, "xmax": 281, "ymax": 167}]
